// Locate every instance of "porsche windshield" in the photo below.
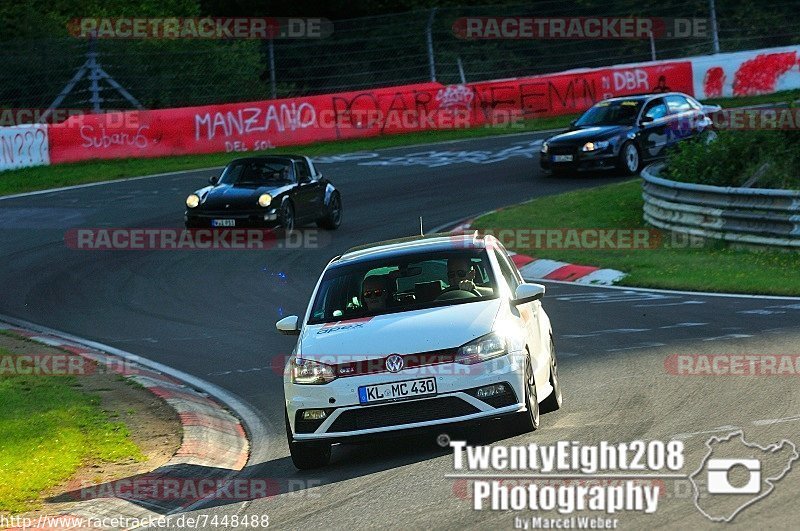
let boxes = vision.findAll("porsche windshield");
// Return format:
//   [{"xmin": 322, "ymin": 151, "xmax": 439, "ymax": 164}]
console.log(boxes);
[
  {"xmin": 308, "ymin": 249, "xmax": 498, "ymax": 324},
  {"xmin": 219, "ymin": 159, "xmax": 294, "ymax": 186},
  {"xmin": 575, "ymin": 100, "xmax": 644, "ymax": 126}
]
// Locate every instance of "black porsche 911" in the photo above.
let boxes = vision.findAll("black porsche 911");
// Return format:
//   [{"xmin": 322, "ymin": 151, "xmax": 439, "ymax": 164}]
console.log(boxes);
[
  {"xmin": 184, "ymin": 155, "xmax": 342, "ymax": 230},
  {"xmin": 540, "ymin": 92, "xmax": 720, "ymax": 175}
]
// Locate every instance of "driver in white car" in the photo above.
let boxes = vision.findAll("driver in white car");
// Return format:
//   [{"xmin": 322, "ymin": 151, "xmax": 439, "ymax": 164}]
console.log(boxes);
[
  {"xmin": 362, "ymin": 275, "xmax": 390, "ymax": 312},
  {"xmin": 446, "ymin": 256, "xmax": 478, "ymax": 292}
]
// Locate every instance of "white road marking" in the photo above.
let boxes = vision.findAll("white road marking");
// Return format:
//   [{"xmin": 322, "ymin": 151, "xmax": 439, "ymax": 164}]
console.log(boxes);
[
  {"xmin": 634, "ymin": 300, "xmax": 705, "ymax": 308},
  {"xmin": 753, "ymin": 415, "xmax": 800, "ymax": 426},
  {"xmin": 671, "ymin": 426, "xmax": 741, "ymax": 441},
  {"xmin": 606, "ymin": 342, "xmax": 665, "ymax": 352},
  {"xmin": 555, "ymin": 291, "xmax": 676, "ymax": 304},
  {"xmin": 562, "ymin": 328, "xmax": 650, "ymax": 339},
  {"xmin": 659, "ymin": 322, "xmax": 709, "ymax": 329},
  {"xmin": 702, "ymin": 334, "xmax": 753, "ymax": 341}
]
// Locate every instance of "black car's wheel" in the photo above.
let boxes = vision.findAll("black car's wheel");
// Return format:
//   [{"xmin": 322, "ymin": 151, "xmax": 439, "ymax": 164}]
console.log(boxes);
[
  {"xmin": 618, "ymin": 141, "xmax": 641, "ymax": 175},
  {"xmin": 540, "ymin": 337, "xmax": 563, "ymax": 414},
  {"xmin": 280, "ymin": 201, "xmax": 295, "ymax": 231},
  {"xmin": 517, "ymin": 354, "xmax": 540, "ymax": 432},
  {"xmin": 285, "ymin": 411, "xmax": 331, "ymax": 470},
  {"xmin": 317, "ymin": 193, "xmax": 342, "ymax": 230}
]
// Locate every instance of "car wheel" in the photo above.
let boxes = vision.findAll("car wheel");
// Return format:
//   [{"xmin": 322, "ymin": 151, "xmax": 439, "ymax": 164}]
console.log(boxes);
[
  {"xmin": 317, "ymin": 193, "xmax": 342, "ymax": 230},
  {"xmin": 285, "ymin": 411, "xmax": 331, "ymax": 470},
  {"xmin": 540, "ymin": 337, "xmax": 563, "ymax": 414},
  {"xmin": 618, "ymin": 141, "xmax": 641, "ymax": 175},
  {"xmin": 280, "ymin": 201, "xmax": 295, "ymax": 231},
  {"xmin": 517, "ymin": 354, "xmax": 540, "ymax": 432}
]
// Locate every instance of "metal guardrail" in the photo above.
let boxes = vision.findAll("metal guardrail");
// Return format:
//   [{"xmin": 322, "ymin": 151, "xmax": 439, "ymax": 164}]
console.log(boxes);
[{"xmin": 641, "ymin": 163, "xmax": 800, "ymax": 248}]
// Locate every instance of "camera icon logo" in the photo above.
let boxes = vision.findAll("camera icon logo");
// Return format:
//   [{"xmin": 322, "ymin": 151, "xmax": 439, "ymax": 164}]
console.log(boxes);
[
  {"xmin": 690, "ymin": 430, "xmax": 798, "ymax": 522},
  {"xmin": 706, "ymin": 458, "xmax": 761, "ymax": 494}
]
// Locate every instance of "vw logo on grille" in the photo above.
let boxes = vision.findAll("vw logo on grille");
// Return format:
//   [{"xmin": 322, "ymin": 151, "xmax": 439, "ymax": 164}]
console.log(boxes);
[{"xmin": 385, "ymin": 354, "xmax": 404, "ymax": 373}]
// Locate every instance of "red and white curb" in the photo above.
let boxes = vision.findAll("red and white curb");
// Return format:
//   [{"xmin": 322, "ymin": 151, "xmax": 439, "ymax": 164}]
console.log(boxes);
[
  {"xmin": 451, "ymin": 219, "xmax": 627, "ymax": 286},
  {"xmin": 0, "ymin": 322, "xmax": 250, "ymax": 528}
]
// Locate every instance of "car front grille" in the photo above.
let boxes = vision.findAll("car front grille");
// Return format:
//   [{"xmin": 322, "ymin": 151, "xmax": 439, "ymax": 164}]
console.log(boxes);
[
  {"xmin": 327, "ymin": 396, "xmax": 480, "ymax": 433},
  {"xmin": 549, "ymin": 146, "xmax": 577, "ymax": 156}
]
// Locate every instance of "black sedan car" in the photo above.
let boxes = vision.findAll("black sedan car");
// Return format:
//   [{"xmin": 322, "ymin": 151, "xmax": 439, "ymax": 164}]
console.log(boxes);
[
  {"xmin": 184, "ymin": 155, "xmax": 342, "ymax": 230},
  {"xmin": 540, "ymin": 92, "xmax": 719, "ymax": 175}
]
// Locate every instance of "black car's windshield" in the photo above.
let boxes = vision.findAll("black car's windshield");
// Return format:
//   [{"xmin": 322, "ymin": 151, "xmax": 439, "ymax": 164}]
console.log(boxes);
[
  {"xmin": 575, "ymin": 99, "xmax": 644, "ymax": 126},
  {"xmin": 219, "ymin": 159, "xmax": 294, "ymax": 186},
  {"xmin": 308, "ymin": 249, "xmax": 498, "ymax": 324}
]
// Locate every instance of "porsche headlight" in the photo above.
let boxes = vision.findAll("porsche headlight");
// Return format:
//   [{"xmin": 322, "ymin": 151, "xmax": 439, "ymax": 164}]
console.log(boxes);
[
  {"xmin": 541, "ymin": 141, "xmax": 549, "ymax": 154},
  {"xmin": 186, "ymin": 194, "xmax": 200, "ymax": 208},
  {"xmin": 291, "ymin": 357, "xmax": 337, "ymax": 384},
  {"xmin": 455, "ymin": 332, "xmax": 508, "ymax": 365},
  {"xmin": 258, "ymin": 193, "xmax": 272, "ymax": 208},
  {"xmin": 581, "ymin": 140, "xmax": 610, "ymax": 152}
]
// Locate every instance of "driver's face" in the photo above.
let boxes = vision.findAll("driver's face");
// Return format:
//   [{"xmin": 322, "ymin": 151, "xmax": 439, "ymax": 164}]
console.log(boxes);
[
  {"xmin": 362, "ymin": 278, "xmax": 388, "ymax": 311},
  {"xmin": 447, "ymin": 257, "xmax": 475, "ymax": 285}
]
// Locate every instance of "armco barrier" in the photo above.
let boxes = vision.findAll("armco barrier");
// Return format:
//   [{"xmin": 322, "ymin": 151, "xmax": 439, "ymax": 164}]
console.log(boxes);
[
  {"xmin": 47, "ymin": 61, "xmax": 693, "ymax": 165},
  {"xmin": 1, "ymin": 45, "xmax": 797, "ymax": 171},
  {"xmin": 642, "ymin": 163, "xmax": 800, "ymax": 248}
]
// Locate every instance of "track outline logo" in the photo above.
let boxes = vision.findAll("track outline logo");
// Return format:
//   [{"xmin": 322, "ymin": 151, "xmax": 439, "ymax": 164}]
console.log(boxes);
[{"xmin": 689, "ymin": 430, "xmax": 798, "ymax": 522}]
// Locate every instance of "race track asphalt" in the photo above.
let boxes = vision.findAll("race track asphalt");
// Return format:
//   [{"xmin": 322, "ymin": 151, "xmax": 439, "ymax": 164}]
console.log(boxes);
[{"xmin": 1, "ymin": 131, "xmax": 799, "ymax": 529}]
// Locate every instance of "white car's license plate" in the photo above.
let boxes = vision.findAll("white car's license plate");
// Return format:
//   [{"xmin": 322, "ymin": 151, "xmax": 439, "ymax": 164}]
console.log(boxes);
[
  {"xmin": 211, "ymin": 219, "xmax": 236, "ymax": 227},
  {"xmin": 553, "ymin": 155, "xmax": 573, "ymax": 162},
  {"xmin": 358, "ymin": 377, "xmax": 437, "ymax": 405}
]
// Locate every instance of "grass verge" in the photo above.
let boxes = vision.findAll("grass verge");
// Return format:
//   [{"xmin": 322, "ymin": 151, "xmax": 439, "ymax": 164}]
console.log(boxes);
[
  {"xmin": 472, "ymin": 180, "xmax": 800, "ymax": 295},
  {"xmin": 0, "ymin": 344, "xmax": 143, "ymax": 513}
]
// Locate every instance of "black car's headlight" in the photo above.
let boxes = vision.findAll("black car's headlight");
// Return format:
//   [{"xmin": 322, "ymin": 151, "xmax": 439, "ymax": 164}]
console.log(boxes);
[
  {"xmin": 455, "ymin": 332, "xmax": 508, "ymax": 365},
  {"xmin": 541, "ymin": 141, "xmax": 549, "ymax": 154},
  {"xmin": 291, "ymin": 356, "xmax": 337, "ymax": 384},
  {"xmin": 258, "ymin": 193, "xmax": 272, "ymax": 208},
  {"xmin": 186, "ymin": 194, "xmax": 200, "ymax": 208},
  {"xmin": 581, "ymin": 140, "xmax": 610, "ymax": 152}
]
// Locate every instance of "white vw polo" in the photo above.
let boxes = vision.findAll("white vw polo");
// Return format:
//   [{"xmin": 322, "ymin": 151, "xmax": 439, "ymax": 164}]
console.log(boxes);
[{"xmin": 277, "ymin": 233, "xmax": 562, "ymax": 469}]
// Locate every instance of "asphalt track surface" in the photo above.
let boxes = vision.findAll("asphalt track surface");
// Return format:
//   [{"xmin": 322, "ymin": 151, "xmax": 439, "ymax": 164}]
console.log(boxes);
[{"xmin": 1, "ymin": 131, "xmax": 800, "ymax": 529}]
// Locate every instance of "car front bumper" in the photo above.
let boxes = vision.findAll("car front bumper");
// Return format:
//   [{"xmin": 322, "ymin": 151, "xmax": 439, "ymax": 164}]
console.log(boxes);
[
  {"xmin": 540, "ymin": 148, "xmax": 617, "ymax": 172},
  {"xmin": 185, "ymin": 208, "xmax": 279, "ymax": 227},
  {"xmin": 285, "ymin": 353, "xmax": 526, "ymax": 442}
]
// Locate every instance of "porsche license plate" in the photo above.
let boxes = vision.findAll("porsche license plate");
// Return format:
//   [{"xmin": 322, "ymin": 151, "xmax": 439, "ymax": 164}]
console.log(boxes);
[
  {"xmin": 358, "ymin": 378, "xmax": 437, "ymax": 405},
  {"xmin": 212, "ymin": 219, "xmax": 236, "ymax": 227},
  {"xmin": 553, "ymin": 155, "xmax": 573, "ymax": 162}
]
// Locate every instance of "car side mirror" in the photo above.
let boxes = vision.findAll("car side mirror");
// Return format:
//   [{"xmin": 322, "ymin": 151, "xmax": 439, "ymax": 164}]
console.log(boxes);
[
  {"xmin": 512, "ymin": 283, "xmax": 545, "ymax": 305},
  {"xmin": 276, "ymin": 315, "xmax": 300, "ymax": 336},
  {"xmin": 569, "ymin": 120, "xmax": 578, "ymax": 129},
  {"xmin": 209, "ymin": 175, "xmax": 219, "ymax": 185},
  {"xmin": 639, "ymin": 116, "xmax": 654, "ymax": 126}
]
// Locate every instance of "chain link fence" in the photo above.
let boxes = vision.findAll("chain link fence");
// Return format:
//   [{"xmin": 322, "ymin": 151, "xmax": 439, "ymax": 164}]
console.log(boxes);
[{"xmin": 1, "ymin": 1, "xmax": 799, "ymax": 115}]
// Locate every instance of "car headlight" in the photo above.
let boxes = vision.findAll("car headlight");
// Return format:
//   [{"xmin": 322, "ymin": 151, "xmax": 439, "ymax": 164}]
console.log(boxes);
[
  {"xmin": 541, "ymin": 141, "xmax": 549, "ymax": 154},
  {"xmin": 291, "ymin": 357, "xmax": 337, "ymax": 384},
  {"xmin": 455, "ymin": 332, "xmax": 508, "ymax": 365},
  {"xmin": 581, "ymin": 140, "xmax": 610, "ymax": 152},
  {"xmin": 258, "ymin": 193, "xmax": 272, "ymax": 208},
  {"xmin": 186, "ymin": 194, "xmax": 200, "ymax": 208}
]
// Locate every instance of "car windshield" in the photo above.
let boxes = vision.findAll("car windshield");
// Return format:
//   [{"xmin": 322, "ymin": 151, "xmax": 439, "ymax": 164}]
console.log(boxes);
[
  {"xmin": 308, "ymin": 249, "xmax": 498, "ymax": 324},
  {"xmin": 575, "ymin": 100, "xmax": 643, "ymax": 126},
  {"xmin": 219, "ymin": 159, "xmax": 294, "ymax": 186}
]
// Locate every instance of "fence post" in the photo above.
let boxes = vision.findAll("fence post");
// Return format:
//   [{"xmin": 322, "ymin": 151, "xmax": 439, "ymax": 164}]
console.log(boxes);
[
  {"xmin": 456, "ymin": 56, "xmax": 466, "ymax": 84},
  {"xmin": 708, "ymin": 0, "xmax": 720, "ymax": 53},
  {"xmin": 426, "ymin": 8, "xmax": 438, "ymax": 82},
  {"xmin": 268, "ymin": 37, "xmax": 277, "ymax": 99}
]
